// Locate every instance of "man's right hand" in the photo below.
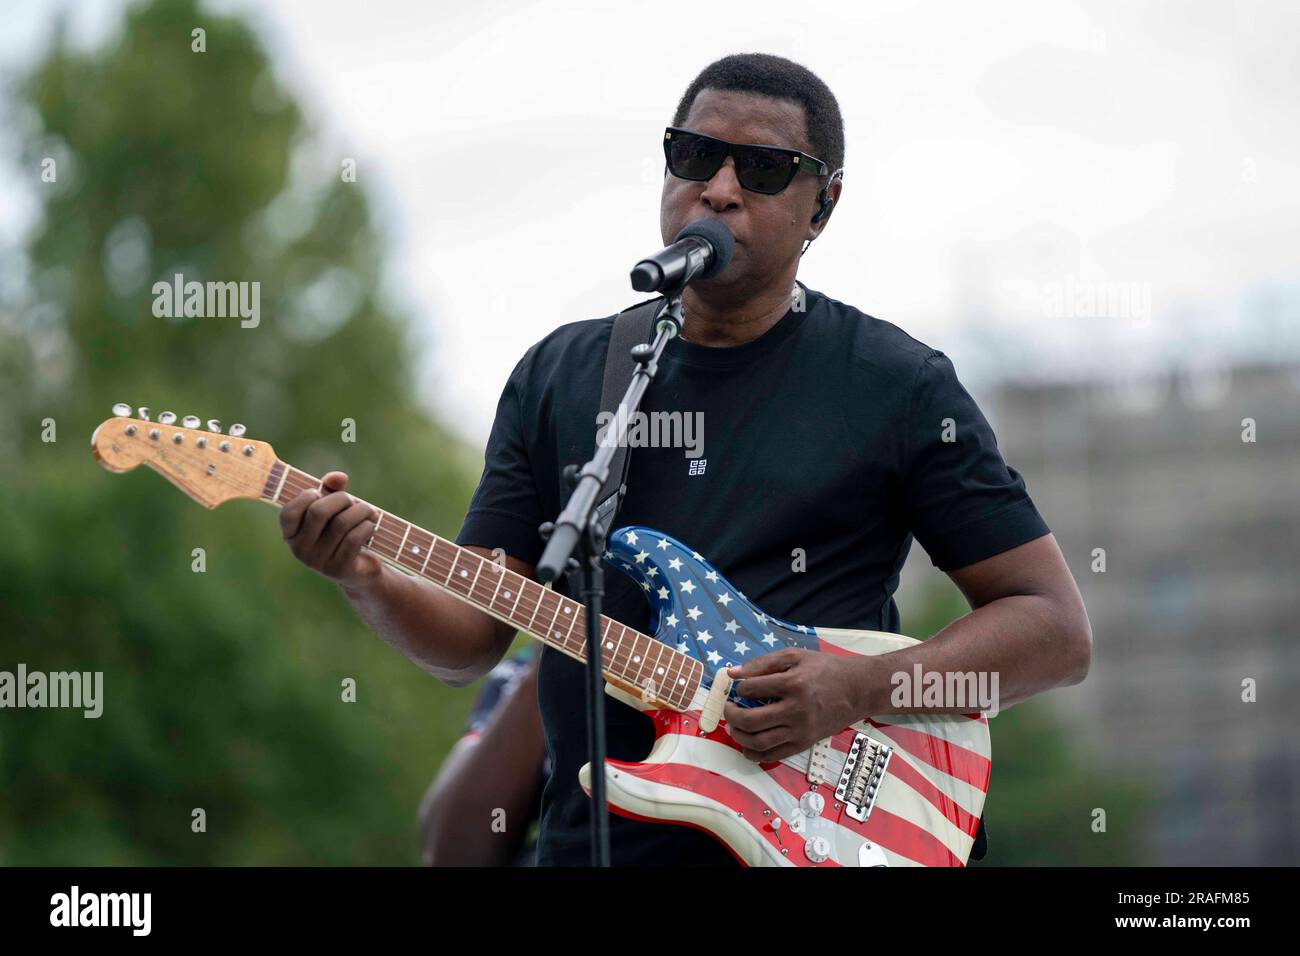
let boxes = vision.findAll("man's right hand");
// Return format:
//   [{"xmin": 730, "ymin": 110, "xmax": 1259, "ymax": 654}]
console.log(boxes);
[{"xmin": 279, "ymin": 470, "xmax": 383, "ymax": 589}]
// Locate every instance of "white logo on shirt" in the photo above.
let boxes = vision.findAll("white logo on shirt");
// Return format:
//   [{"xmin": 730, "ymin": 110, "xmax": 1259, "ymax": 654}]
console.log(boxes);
[{"xmin": 688, "ymin": 458, "xmax": 707, "ymax": 476}]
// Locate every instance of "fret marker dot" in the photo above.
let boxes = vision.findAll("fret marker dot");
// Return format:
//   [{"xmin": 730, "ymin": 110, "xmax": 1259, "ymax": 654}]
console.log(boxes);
[
  {"xmin": 503, "ymin": 590, "xmax": 511, "ymax": 599},
  {"xmin": 411, "ymin": 545, "xmax": 420, "ymax": 554},
  {"xmin": 605, "ymin": 641, "xmax": 614, "ymax": 650},
  {"xmin": 459, "ymin": 569, "xmax": 468, "ymax": 577},
  {"xmin": 563, "ymin": 606, "xmax": 571, "ymax": 614},
  {"xmin": 656, "ymin": 667, "xmax": 665, "ymax": 675},
  {"xmin": 678, "ymin": 678, "xmax": 686, "ymax": 685},
  {"xmin": 632, "ymin": 655, "xmax": 641, "ymax": 663}
]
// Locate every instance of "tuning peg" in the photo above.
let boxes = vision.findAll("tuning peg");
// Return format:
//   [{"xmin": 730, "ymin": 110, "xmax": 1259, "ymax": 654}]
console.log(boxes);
[
  {"xmin": 182, "ymin": 415, "xmax": 200, "ymax": 428},
  {"xmin": 206, "ymin": 420, "xmax": 221, "ymax": 433},
  {"xmin": 159, "ymin": 411, "xmax": 177, "ymax": 425},
  {"xmin": 228, "ymin": 423, "xmax": 246, "ymax": 438},
  {"xmin": 112, "ymin": 402, "xmax": 131, "ymax": 417},
  {"xmin": 137, "ymin": 406, "xmax": 150, "ymax": 421}
]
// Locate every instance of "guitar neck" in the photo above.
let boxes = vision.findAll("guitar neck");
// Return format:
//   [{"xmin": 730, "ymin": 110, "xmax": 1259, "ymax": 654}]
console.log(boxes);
[{"xmin": 263, "ymin": 462, "xmax": 702, "ymax": 711}]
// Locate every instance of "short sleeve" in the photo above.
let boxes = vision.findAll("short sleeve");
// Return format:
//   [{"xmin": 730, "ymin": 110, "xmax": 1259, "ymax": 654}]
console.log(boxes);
[
  {"xmin": 463, "ymin": 654, "xmax": 530, "ymax": 737},
  {"xmin": 454, "ymin": 349, "xmax": 547, "ymax": 567},
  {"xmin": 902, "ymin": 352, "xmax": 1050, "ymax": 572}
]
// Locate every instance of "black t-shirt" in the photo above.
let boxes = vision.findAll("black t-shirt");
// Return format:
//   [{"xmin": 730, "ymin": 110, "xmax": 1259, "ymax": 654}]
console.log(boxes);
[{"xmin": 455, "ymin": 282, "xmax": 1048, "ymax": 866}]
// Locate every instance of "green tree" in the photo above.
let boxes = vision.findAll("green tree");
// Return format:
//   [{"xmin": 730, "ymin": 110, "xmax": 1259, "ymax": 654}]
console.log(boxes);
[{"xmin": 0, "ymin": 0, "xmax": 483, "ymax": 864}]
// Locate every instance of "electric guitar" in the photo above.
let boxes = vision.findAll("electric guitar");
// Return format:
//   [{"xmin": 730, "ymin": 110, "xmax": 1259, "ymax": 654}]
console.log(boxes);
[{"xmin": 92, "ymin": 406, "xmax": 991, "ymax": 866}]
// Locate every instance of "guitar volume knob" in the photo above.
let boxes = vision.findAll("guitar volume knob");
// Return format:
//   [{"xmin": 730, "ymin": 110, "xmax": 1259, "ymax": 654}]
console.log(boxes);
[
  {"xmin": 804, "ymin": 836, "xmax": 831, "ymax": 864},
  {"xmin": 799, "ymin": 791, "xmax": 826, "ymax": 818}
]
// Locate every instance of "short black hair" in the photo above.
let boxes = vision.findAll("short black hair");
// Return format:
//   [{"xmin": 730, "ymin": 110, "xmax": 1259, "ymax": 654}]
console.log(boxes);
[{"xmin": 671, "ymin": 53, "xmax": 845, "ymax": 177}]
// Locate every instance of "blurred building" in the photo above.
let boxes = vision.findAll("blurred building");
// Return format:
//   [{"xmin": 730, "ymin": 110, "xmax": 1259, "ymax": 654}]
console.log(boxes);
[{"xmin": 901, "ymin": 360, "xmax": 1300, "ymax": 864}]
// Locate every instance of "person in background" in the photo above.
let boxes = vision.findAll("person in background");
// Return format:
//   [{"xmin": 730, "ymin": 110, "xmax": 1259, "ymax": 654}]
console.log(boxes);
[{"xmin": 418, "ymin": 645, "xmax": 549, "ymax": 866}]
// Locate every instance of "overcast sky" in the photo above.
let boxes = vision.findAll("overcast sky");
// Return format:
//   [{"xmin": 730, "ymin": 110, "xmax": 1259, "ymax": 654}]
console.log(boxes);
[{"xmin": 4, "ymin": 0, "xmax": 1299, "ymax": 442}]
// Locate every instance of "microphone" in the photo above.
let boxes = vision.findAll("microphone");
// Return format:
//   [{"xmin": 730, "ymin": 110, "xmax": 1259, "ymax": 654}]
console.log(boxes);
[{"xmin": 630, "ymin": 220, "xmax": 735, "ymax": 293}]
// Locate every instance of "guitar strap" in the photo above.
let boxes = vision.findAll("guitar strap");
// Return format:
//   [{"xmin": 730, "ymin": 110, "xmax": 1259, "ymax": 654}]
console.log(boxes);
[{"xmin": 593, "ymin": 296, "xmax": 663, "ymax": 536}]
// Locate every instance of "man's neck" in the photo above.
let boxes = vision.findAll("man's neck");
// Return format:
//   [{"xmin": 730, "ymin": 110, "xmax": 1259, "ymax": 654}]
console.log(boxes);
[{"xmin": 679, "ymin": 279, "xmax": 798, "ymax": 348}]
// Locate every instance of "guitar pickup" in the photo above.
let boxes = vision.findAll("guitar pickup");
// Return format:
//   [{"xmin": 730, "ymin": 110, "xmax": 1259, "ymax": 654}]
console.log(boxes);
[{"xmin": 835, "ymin": 732, "xmax": 892, "ymax": 822}]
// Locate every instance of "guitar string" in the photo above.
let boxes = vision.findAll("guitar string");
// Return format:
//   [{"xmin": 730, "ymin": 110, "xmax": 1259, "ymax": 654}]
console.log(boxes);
[
  {"xmin": 267, "ymin": 468, "xmax": 706, "ymax": 697},
  {"xmin": 224, "ymin": 472, "xmax": 990, "ymax": 799},
  {"xmin": 116, "ymin": 427, "xmax": 704, "ymax": 705},
  {"xmin": 110, "ymin": 431, "xmax": 888, "ymax": 787}
]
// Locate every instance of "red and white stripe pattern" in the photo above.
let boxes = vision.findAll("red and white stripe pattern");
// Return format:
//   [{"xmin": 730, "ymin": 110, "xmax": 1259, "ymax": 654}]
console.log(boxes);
[{"xmin": 585, "ymin": 668, "xmax": 989, "ymax": 866}]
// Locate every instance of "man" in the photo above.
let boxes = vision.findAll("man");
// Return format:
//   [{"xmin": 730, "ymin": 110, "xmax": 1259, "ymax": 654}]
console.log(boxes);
[{"xmin": 280, "ymin": 53, "xmax": 1092, "ymax": 866}]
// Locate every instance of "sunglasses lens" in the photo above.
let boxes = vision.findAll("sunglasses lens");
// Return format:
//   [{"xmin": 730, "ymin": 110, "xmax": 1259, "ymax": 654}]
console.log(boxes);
[
  {"xmin": 667, "ymin": 132, "xmax": 726, "ymax": 180},
  {"xmin": 736, "ymin": 147, "xmax": 796, "ymax": 194}
]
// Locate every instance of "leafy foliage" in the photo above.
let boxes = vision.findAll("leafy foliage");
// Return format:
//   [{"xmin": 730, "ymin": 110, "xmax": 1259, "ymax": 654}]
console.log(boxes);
[{"xmin": 0, "ymin": 0, "xmax": 479, "ymax": 865}]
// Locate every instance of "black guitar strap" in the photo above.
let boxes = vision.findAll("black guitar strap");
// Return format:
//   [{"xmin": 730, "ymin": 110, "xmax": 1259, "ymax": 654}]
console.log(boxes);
[{"xmin": 593, "ymin": 297, "xmax": 663, "ymax": 536}]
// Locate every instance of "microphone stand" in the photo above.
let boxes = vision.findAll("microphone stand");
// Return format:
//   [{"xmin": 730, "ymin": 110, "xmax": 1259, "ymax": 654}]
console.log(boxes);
[{"xmin": 536, "ymin": 290, "xmax": 685, "ymax": 867}]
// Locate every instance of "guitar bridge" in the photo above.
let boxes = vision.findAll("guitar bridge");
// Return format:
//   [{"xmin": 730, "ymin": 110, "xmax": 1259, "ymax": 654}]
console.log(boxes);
[{"xmin": 835, "ymin": 732, "xmax": 892, "ymax": 822}]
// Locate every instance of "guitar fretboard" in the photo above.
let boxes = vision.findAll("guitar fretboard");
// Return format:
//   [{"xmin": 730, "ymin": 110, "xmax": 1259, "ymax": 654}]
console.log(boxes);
[{"xmin": 262, "ymin": 462, "xmax": 703, "ymax": 711}]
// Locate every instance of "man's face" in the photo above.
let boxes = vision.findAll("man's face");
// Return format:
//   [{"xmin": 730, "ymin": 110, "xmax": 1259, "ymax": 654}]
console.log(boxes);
[{"xmin": 660, "ymin": 88, "xmax": 826, "ymax": 294}]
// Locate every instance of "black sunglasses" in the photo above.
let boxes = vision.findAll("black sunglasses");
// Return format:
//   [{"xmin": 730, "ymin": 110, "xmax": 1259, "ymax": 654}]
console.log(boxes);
[{"xmin": 663, "ymin": 127, "xmax": 829, "ymax": 195}]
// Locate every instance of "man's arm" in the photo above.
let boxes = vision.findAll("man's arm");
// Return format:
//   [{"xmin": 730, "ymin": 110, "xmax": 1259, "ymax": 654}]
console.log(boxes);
[
  {"xmin": 281, "ymin": 470, "xmax": 536, "ymax": 687},
  {"xmin": 418, "ymin": 655, "xmax": 546, "ymax": 866},
  {"xmin": 724, "ymin": 533, "xmax": 1092, "ymax": 761},
  {"xmin": 851, "ymin": 531, "xmax": 1091, "ymax": 713},
  {"xmin": 924, "ymin": 531, "xmax": 1091, "ymax": 705}
]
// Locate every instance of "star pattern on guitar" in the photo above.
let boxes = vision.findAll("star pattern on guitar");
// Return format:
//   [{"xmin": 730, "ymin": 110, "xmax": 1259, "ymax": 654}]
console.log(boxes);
[{"xmin": 603, "ymin": 525, "xmax": 819, "ymax": 706}]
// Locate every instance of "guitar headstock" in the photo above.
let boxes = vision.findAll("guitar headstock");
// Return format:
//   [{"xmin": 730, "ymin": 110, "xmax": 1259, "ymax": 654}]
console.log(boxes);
[{"xmin": 91, "ymin": 403, "xmax": 280, "ymax": 509}]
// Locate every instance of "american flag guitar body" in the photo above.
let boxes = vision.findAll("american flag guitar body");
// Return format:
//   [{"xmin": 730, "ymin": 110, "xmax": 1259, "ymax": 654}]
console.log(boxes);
[
  {"xmin": 93, "ymin": 409, "xmax": 991, "ymax": 867},
  {"xmin": 584, "ymin": 524, "xmax": 990, "ymax": 868}
]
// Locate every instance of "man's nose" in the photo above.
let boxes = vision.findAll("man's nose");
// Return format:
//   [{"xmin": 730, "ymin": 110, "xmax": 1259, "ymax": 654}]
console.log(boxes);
[{"xmin": 700, "ymin": 156, "xmax": 743, "ymax": 212}]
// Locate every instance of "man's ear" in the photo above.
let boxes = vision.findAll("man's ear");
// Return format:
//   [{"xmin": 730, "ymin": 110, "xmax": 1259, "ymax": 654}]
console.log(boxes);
[{"xmin": 809, "ymin": 173, "xmax": 843, "ymax": 237}]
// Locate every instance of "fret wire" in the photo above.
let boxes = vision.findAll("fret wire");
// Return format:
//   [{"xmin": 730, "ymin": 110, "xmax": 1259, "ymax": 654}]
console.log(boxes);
[
  {"xmin": 608, "ymin": 625, "xmax": 627, "ymax": 682},
  {"xmin": 506, "ymin": 579, "xmax": 524, "ymax": 622},
  {"xmin": 487, "ymin": 560, "xmax": 506, "ymax": 608},
  {"xmin": 598, "ymin": 618, "xmax": 619, "ymax": 679},
  {"xmin": 511, "ymin": 580, "xmax": 539, "ymax": 630},
  {"xmin": 652, "ymin": 641, "xmax": 670, "ymax": 690},
  {"xmin": 668, "ymin": 648, "xmax": 688, "ymax": 703},
  {"xmin": 615, "ymin": 625, "xmax": 637, "ymax": 684},
  {"xmin": 543, "ymin": 594, "xmax": 564, "ymax": 647},
  {"xmin": 532, "ymin": 590, "xmax": 553, "ymax": 641},
  {"xmin": 262, "ymin": 466, "xmax": 702, "ymax": 710},
  {"xmin": 562, "ymin": 600, "xmax": 579, "ymax": 654},
  {"xmin": 442, "ymin": 543, "xmax": 458, "ymax": 586},
  {"xmin": 658, "ymin": 644, "xmax": 674, "ymax": 695},
  {"xmin": 626, "ymin": 626, "xmax": 647, "ymax": 688},
  {"xmin": 526, "ymin": 587, "xmax": 548, "ymax": 633},
  {"xmin": 467, "ymin": 552, "xmax": 484, "ymax": 595},
  {"xmin": 270, "ymin": 462, "xmax": 290, "ymax": 502},
  {"xmin": 563, "ymin": 600, "xmax": 580, "ymax": 652},
  {"xmin": 668, "ymin": 657, "xmax": 687, "ymax": 707},
  {"xmin": 525, "ymin": 583, "xmax": 546, "ymax": 630},
  {"xmin": 687, "ymin": 660, "xmax": 704, "ymax": 707},
  {"xmin": 665, "ymin": 642, "xmax": 685, "ymax": 697}
]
